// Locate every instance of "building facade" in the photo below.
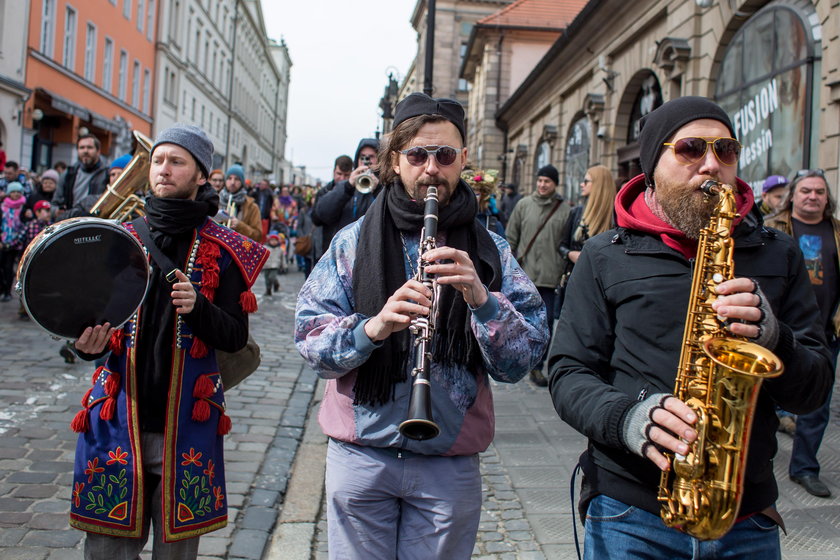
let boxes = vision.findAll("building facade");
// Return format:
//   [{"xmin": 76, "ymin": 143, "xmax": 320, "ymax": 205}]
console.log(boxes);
[
  {"xmin": 0, "ymin": 0, "xmax": 33, "ymax": 167},
  {"xmin": 460, "ymin": 0, "xmax": 586, "ymax": 171},
  {"xmin": 23, "ymin": 0, "xmax": 158, "ymax": 170},
  {"xmin": 494, "ymin": 0, "xmax": 836, "ymax": 204}
]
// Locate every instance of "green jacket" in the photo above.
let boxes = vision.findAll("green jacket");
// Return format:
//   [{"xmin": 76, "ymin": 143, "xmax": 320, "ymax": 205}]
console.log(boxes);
[
  {"xmin": 505, "ymin": 193, "xmax": 570, "ymax": 288},
  {"xmin": 765, "ymin": 209, "xmax": 840, "ymax": 336}
]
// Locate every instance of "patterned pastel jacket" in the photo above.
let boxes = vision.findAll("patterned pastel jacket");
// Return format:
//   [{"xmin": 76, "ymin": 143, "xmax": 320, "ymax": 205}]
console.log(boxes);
[{"xmin": 295, "ymin": 218, "xmax": 548, "ymax": 456}]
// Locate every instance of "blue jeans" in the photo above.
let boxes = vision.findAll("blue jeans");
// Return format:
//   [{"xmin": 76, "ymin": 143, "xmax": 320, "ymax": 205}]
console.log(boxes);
[
  {"xmin": 584, "ymin": 495, "xmax": 780, "ymax": 560},
  {"xmin": 789, "ymin": 338, "xmax": 838, "ymax": 478}
]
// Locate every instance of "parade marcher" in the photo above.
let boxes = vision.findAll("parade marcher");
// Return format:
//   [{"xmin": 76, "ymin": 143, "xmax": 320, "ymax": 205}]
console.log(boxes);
[
  {"xmin": 53, "ymin": 134, "xmax": 109, "ymax": 219},
  {"xmin": 108, "ymin": 154, "xmax": 132, "ymax": 185},
  {"xmin": 220, "ymin": 164, "xmax": 263, "ymax": 242},
  {"xmin": 548, "ymin": 96, "xmax": 833, "ymax": 559},
  {"xmin": 311, "ymin": 138, "xmax": 381, "ymax": 254},
  {"xmin": 759, "ymin": 174, "xmax": 789, "ymax": 216},
  {"xmin": 295, "ymin": 92, "xmax": 548, "ymax": 560},
  {"xmin": 505, "ymin": 163, "xmax": 570, "ymax": 387},
  {"xmin": 68, "ymin": 123, "xmax": 268, "ymax": 558},
  {"xmin": 208, "ymin": 169, "xmax": 225, "ymax": 193},
  {"xmin": 0, "ymin": 182, "xmax": 27, "ymax": 302},
  {"xmin": 311, "ymin": 155, "xmax": 353, "ymax": 262},
  {"xmin": 765, "ymin": 169, "xmax": 840, "ymax": 498}
]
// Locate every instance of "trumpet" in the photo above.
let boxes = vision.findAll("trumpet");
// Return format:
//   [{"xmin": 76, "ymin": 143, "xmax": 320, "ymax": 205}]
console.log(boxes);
[{"xmin": 355, "ymin": 154, "xmax": 378, "ymax": 194}]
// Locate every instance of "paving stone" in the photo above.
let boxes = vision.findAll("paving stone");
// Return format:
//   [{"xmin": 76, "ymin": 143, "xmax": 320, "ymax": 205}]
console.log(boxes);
[
  {"xmin": 5, "ymin": 472, "xmax": 58, "ymax": 484},
  {"xmin": 21, "ymin": 529, "xmax": 83, "ymax": 547},
  {"xmin": 228, "ymin": 528, "xmax": 268, "ymax": 559},
  {"xmin": 28, "ymin": 513, "xmax": 70, "ymax": 530},
  {"xmin": 12, "ymin": 484, "xmax": 61, "ymax": 499}
]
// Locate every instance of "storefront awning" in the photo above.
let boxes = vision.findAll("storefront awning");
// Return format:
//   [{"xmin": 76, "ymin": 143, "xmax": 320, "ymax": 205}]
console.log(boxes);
[{"xmin": 37, "ymin": 88, "xmax": 91, "ymax": 121}]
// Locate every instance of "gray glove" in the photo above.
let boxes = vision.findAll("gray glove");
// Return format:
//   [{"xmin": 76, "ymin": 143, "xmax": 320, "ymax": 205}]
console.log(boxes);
[
  {"xmin": 621, "ymin": 392, "xmax": 671, "ymax": 457},
  {"xmin": 750, "ymin": 283, "xmax": 779, "ymax": 349}
]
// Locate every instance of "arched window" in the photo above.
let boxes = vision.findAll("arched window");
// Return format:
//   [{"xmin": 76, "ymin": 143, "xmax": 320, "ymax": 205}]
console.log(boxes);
[
  {"xmin": 715, "ymin": 4, "xmax": 817, "ymax": 193},
  {"xmin": 564, "ymin": 116, "xmax": 590, "ymax": 203},
  {"xmin": 534, "ymin": 140, "xmax": 551, "ymax": 176}
]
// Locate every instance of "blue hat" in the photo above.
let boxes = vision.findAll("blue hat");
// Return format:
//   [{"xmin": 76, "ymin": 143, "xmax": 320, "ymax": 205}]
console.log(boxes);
[
  {"xmin": 152, "ymin": 123, "xmax": 214, "ymax": 177},
  {"xmin": 226, "ymin": 164, "xmax": 245, "ymax": 184},
  {"xmin": 110, "ymin": 154, "xmax": 132, "ymax": 171},
  {"xmin": 6, "ymin": 181, "xmax": 24, "ymax": 193},
  {"xmin": 762, "ymin": 174, "xmax": 788, "ymax": 193}
]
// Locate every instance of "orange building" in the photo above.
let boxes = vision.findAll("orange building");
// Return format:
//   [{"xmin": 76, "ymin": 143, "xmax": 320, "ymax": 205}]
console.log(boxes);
[{"xmin": 23, "ymin": 0, "xmax": 157, "ymax": 171}]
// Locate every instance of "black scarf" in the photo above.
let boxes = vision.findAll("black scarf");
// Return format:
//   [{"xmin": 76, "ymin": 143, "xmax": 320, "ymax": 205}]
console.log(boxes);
[
  {"xmin": 145, "ymin": 184, "xmax": 220, "ymax": 237},
  {"xmin": 351, "ymin": 179, "xmax": 502, "ymax": 406}
]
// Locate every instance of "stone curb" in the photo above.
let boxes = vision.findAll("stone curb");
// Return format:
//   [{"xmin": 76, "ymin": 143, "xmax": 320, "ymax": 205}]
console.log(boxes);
[{"xmin": 265, "ymin": 377, "xmax": 326, "ymax": 560}]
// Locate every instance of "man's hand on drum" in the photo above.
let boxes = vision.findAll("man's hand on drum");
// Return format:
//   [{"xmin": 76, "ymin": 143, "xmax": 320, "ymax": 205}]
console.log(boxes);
[
  {"xmin": 74, "ymin": 323, "xmax": 116, "ymax": 355},
  {"xmin": 171, "ymin": 270, "xmax": 196, "ymax": 314}
]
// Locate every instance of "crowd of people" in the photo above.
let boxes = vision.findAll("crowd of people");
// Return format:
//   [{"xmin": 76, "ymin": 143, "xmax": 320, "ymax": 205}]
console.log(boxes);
[{"xmin": 0, "ymin": 91, "xmax": 837, "ymax": 560}]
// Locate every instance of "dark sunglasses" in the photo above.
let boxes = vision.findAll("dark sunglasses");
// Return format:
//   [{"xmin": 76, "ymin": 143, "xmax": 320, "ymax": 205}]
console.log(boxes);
[
  {"xmin": 795, "ymin": 168, "xmax": 825, "ymax": 178},
  {"xmin": 662, "ymin": 137, "xmax": 741, "ymax": 166},
  {"xmin": 399, "ymin": 145, "xmax": 460, "ymax": 167}
]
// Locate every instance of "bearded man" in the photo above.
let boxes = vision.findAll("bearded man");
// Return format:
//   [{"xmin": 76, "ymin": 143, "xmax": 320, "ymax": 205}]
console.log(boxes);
[
  {"xmin": 295, "ymin": 92, "xmax": 547, "ymax": 559},
  {"xmin": 547, "ymin": 96, "xmax": 832, "ymax": 559}
]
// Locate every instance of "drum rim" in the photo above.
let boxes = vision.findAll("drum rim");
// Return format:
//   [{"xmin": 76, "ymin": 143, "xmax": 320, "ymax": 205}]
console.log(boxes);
[{"xmin": 16, "ymin": 217, "xmax": 151, "ymax": 340}]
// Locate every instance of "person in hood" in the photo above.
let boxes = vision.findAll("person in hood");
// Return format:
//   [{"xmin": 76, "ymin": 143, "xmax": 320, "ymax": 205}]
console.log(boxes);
[
  {"xmin": 311, "ymin": 138, "xmax": 382, "ymax": 253},
  {"xmin": 547, "ymin": 96, "xmax": 832, "ymax": 558}
]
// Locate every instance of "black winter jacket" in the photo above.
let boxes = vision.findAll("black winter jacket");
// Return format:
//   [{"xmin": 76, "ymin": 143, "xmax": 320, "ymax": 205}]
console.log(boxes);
[{"xmin": 548, "ymin": 210, "xmax": 833, "ymax": 519}]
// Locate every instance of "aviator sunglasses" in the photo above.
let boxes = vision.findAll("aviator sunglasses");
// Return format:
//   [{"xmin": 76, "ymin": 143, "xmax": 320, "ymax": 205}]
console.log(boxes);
[
  {"xmin": 399, "ymin": 145, "xmax": 460, "ymax": 167},
  {"xmin": 662, "ymin": 137, "xmax": 741, "ymax": 166}
]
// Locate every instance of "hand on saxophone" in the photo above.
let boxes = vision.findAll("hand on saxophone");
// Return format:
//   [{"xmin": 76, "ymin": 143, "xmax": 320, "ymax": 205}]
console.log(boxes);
[
  {"xmin": 423, "ymin": 246, "xmax": 488, "ymax": 308},
  {"xmin": 621, "ymin": 393, "xmax": 698, "ymax": 471},
  {"xmin": 712, "ymin": 277, "xmax": 779, "ymax": 348},
  {"xmin": 364, "ymin": 279, "xmax": 433, "ymax": 342}
]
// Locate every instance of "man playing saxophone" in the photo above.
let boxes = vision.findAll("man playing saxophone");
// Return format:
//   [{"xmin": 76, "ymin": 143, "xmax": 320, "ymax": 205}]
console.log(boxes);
[
  {"xmin": 548, "ymin": 96, "xmax": 832, "ymax": 559},
  {"xmin": 295, "ymin": 92, "xmax": 547, "ymax": 559}
]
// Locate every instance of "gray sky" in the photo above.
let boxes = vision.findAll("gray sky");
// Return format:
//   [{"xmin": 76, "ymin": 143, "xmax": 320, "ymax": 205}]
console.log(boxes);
[{"xmin": 260, "ymin": 1, "xmax": 418, "ymax": 183}]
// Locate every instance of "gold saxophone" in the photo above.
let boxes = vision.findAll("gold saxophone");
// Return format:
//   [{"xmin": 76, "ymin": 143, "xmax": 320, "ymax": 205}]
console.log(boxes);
[{"xmin": 657, "ymin": 180, "xmax": 783, "ymax": 540}]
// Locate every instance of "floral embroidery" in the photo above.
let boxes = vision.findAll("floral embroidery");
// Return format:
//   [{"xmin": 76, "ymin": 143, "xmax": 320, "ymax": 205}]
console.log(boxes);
[
  {"xmin": 203, "ymin": 459, "xmax": 216, "ymax": 485},
  {"xmin": 178, "ymin": 467, "xmax": 212, "ymax": 519},
  {"xmin": 84, "ymin": 458, "xmax": 105, "ymax": 483},
  {"xmin": 213, "ymin": 486, "xmax": 225, "ymax": 510},
  {"xmin": 106, "ymin": 446, "xmax": 129, "ymax": 465},
  {"xmin": 84, "ymin": 468, "xmax": 128, "ymax": 517},
  {"xmin": 73, "ymin": 482, "xmax": 84, "ymax": 508},
  {"xmin": 181, "ymin": 447, "xmax": 203, "ymax": 467}
]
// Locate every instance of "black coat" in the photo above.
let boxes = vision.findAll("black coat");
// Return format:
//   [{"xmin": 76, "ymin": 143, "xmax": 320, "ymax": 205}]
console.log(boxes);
[
  {"xmin": 53, "ymin": 160, "xmax": 109, "ymax": 213},
  {"xmin": 548, "ymin": 211, "xmax": 833, "ymax": 519}
]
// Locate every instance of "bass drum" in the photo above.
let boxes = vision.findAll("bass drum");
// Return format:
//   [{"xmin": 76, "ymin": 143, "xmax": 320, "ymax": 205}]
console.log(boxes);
[{"xmin": 16, "ymin": 217, "xmax": 150, "ymax": 339}]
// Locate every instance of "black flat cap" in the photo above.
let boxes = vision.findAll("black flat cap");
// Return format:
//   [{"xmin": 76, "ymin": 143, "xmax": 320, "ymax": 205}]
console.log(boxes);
[{"xmin": 393, "ymin": 92, "xmax": 466, "ymax": 143}]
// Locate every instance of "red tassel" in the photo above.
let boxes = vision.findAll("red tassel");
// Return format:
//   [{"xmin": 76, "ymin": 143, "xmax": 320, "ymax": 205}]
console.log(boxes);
[
  {"xmin": 100, "ymin": 397, "xmax": 116, "ymax": 421},
  {"xmin": 104, "ymin": 372, "xmax": 120, "ymax": 397},
  {"xmin": 192, "ymin": 399, "xmax": 211, "ymax": 422},
  {"xmin": 240, "ymin": 291, "xmax": 257, "ymax": 313},
  {"xmin": 109, "ymin": 329, "xmax": 125, "ymax": 355},
  {"xmin": 70, "ymin": 408, "xmax": 90, "ymax": 433},
  {"xmin": 217, "ymin": 413, "xmax": 232, "ymax": 435},
  {"xmin": 193, "ymin": 374, "xmax": 215, "ymax": 398},
  {"xmin": 91, "ymin": 366, "xmax": 104, "ymax": 385},
  {"xmin": 190, "ymin": 337, "xmax": 209, "ymax": 359}
]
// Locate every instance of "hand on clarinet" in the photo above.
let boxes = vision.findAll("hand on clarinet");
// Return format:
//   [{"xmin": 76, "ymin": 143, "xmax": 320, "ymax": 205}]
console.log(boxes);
[
  {"xmin": 423, "ymin": 246, "xmax": 488, "ymax": 308},
  {"xmin": 74, "ymin": 323, "xmax": 116, "ymax": 355},
  {"xmin": 364, "ymin": 279, "xmax": 432, "ymax": 342}
]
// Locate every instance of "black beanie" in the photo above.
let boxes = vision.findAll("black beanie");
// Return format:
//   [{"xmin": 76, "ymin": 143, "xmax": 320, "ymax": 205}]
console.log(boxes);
[
  {"xmin": 639, "ymin": 96, "xmax": 736, "ymax": 186},
  {"xmin": 393, "ymin": 92, "xmax": 466, "ymax": 143},
  {"xmin": 537, "ymin": 164, "xmax": 559, "ymax": 185}
]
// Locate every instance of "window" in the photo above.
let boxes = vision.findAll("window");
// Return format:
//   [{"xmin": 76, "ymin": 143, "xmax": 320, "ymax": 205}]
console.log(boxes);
[
  {"xmin": 84, "ymin": 23, "xmax": 96, "ymax": 82},
  {"xmin": 564, "ymin": 117, "xmax": 591, "ymax": 204},
  {"xmin": 132, "ymin": 60, "xmax": 140, "ymax": 107},
  {"xmin": 137, "ymin": 0, "xmax": 144, "ymax": 32},
  {"xmin": 146, "ymin": 0, "xmax": 155, "ymax": 41},
  {"xmin": 123, "ymin": 0, "xmax": 131, "ymax": 19},
  {"xmin": 143, "ymin": 69, "xmax": 150, "ymax": 113},
  {"xmin": 103, "ymin": 38, "xmax": 114, "ymax": 92},
  {"xmin": 169, "ymin": 0, "xmax": 180, "ymax": 42},
  {"xmin": 118, "ymin": 50, "xmax": 128, "ymax": 100},
  {"xmin": 191, "ymin": 97, "xmax": 196, "ymax": 120},
  {"xmin": 40, "ymin": 0, "xmax": 56, "ymax": 56},
  {"xmin": 63, "ymin": 6, "xmax": 77, "ymax": 70}
]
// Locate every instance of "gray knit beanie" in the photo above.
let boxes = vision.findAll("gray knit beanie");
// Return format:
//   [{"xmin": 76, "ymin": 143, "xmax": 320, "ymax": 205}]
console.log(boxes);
[{"xmin": 152, "ymin": 123, "xmax": 213, "ymax": 178}]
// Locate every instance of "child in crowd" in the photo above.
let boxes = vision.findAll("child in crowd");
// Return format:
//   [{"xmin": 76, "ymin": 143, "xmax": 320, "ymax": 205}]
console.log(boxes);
[
  {"xmin": 262, "ymin": 233, "xmax": 284, "ymax": 296},
  {"xmin": 25, "ymin": 200, "xmax": 53, "ymax": 246},
  {"xmin": 0, "ymin": 182, "xmax": 27, "ymax": 302}
]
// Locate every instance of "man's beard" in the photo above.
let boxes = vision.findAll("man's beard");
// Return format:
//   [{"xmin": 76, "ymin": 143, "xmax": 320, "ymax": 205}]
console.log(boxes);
[
  {"xmin": 408, "ymin": 176, "xmax": 458, "ymax": 207},
  {"xmin": 653, "ymin": 170, "xmax": 718, "ymax": 239}
]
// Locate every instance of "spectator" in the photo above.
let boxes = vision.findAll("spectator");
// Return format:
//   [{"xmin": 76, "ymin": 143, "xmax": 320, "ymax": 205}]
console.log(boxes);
[
  {"xmin": 220, "ymin": 164, "xmax": 263, "ymax": 242},
  {"xmin": 499, "ymin": 182, "xmax": 522, "ymax": 224},
  {"xmin": 0, "ymin": 160, "xmax": 20, "ymax": 200},
  {"xmin": 108, "ymin": 154, "xmax": 133, "ymax": 185},
  {"xmin": 262, "ymin": 233, "xmax": 284, "ymax": 296},
  {"xmin": 0, "ymin": 182, "xmax": 27, "ymax": 302},
  {"xmin": 53, "ymin": 134, "xmax": 109, "ymax": 219},
  {"xmin": 759, "ymin": 174, "xmax": 789, "ymax": 216},
  {"xmin": 208, "ymin": 169, "xmax": 225, "ymax": 193},
  {"xmin": 254, "ymin": 179, "xmax": 276, "ymax": 240}
]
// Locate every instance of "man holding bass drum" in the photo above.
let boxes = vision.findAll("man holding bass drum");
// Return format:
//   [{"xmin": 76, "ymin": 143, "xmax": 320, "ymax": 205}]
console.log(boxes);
[{"xmin": 295, "ymin": 93, "xmax": 547, "ymax": 559}]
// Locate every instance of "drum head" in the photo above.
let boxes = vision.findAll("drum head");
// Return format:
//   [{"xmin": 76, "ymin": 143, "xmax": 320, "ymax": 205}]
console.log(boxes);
[{"xmin": 20, "ymin": 219, "xmax": 149, "ymax": 339}]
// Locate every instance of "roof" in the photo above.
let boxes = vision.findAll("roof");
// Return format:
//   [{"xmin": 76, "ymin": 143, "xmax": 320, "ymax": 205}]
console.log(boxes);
[{"xmin": 477, "ymin": 0, "xmax": 588, "ymax": 29}]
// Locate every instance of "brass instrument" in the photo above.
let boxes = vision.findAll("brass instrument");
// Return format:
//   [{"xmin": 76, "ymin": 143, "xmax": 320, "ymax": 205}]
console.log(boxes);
[
  {"xmin": 89, "ymin": 131, "xmax": 153, "ymax": 220},
  {"xmin": 398, "ymin": 185, "xmax": 441, "ymax": 441},
  {"xmin": 658, "ymin": 180, "xmax": 783, "ymax": 540},
  {"xmin": 355, "ymin": 154, "xmax": 377, "ymax": 194}
]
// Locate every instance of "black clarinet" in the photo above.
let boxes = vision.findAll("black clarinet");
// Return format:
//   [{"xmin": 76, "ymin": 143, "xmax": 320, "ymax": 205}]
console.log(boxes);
[{"xmin": 399, "ymin": 186, "xmax": 442, "ymax": 441}]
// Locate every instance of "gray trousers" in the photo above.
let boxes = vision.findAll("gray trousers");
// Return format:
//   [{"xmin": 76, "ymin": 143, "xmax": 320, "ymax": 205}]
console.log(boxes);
[{"xmin": 84, "ymin": 432, "xmax": 201, "ymax": 560}]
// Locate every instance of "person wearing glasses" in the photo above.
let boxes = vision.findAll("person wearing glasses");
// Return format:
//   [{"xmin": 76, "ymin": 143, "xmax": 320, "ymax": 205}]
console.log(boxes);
[
  {"xmin": 295, "ymin": 92, "xmax": 547, "ymax": 559},
  {"xmin": 548, "ymin": 96, "xmax": 832, "ymax": 558},
  {"xmin": 505, "ymin": 163, "xmax": 571, "ymax": 387},
  {"xmin": 765, "ymin": 168, "xmax": 839, "ymax": 498}
]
